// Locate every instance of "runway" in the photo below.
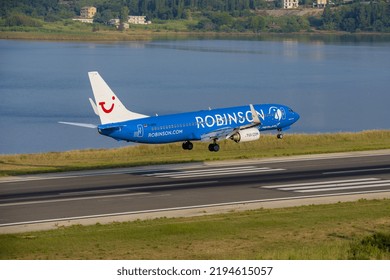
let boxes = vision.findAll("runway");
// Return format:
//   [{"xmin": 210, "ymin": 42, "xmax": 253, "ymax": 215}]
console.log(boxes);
[{"xmin": 1, "ymin": 150, "xmax": 390, "ymax": 233}]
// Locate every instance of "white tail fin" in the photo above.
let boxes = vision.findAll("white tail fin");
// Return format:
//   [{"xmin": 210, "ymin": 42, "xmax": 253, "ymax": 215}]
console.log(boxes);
[{"xmin": 88, "ymin": 71, "xmax": 148, "ymax": 124}]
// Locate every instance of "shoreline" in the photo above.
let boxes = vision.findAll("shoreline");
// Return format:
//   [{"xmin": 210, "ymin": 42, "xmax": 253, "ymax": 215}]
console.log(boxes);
[{"xmin": 2, "ymin": 29, "xmax": 390, "ymax": 42}]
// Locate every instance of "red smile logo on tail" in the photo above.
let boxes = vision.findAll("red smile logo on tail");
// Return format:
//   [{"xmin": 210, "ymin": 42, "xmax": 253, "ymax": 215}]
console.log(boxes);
[{"xmin": 99, "ymin": 96, "xmax": 115, "ymax": 113}]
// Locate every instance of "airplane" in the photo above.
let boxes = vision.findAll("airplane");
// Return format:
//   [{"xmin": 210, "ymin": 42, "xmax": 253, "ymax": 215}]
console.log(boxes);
[{"xmin": 60, "ymin": 71, "xmax": 300, "ymax": 152}]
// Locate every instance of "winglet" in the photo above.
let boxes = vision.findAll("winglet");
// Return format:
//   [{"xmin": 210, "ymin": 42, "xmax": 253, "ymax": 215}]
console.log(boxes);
[
  {"xmin": 249, "ymin": 104, "xmax": 261, "ymax": 125},
  {"xmin": 89, "ymin": 98, "xmax": 99, "ymax": 116}
]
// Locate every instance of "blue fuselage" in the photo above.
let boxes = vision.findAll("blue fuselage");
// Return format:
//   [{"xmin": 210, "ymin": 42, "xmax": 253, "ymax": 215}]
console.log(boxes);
[{"xmin": 97, "ymin": 104, "xmax": 300, "ymax": 144}]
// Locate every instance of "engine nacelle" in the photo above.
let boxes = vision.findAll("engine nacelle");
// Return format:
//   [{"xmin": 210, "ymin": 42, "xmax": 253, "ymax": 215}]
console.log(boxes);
[{"xmin": 230, "ymin": 127, "xmax": 260, "ymax": 143}]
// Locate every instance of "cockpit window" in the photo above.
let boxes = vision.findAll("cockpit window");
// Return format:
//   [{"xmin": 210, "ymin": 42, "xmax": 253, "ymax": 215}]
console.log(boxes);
[{"xmin": 288, "ymin": 108, "xmax": 294, "ymax": 112}]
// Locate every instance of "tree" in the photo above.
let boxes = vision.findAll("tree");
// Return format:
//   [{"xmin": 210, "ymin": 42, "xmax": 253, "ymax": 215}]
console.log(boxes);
[
  {"xmin": 321, "ymin": 5, "xmax": 335, "ymax": 30},
  {"xmin": 119, "ymin": 6, "xmax": 129, "ymax": 23},
  {"xmin": 341, "ymin": 17, "xmax": 356, "ymax": 32},
  {"xmin": 128, "ymin": 0, "xmax": 139, "ymax": 15},
  {"xmin": 4, "ymin": 12, "xmax": 43, "ymax": 27},
  {"xmin": 95, "ymin": 9, "xmax": 114, "ymax": 24},
  {"xmin": 356, "ymin": 4, "xmax": 370, "ymax": 31},
  {"xmin": 247, "ymin": 15, "xmax": 265, "ymax": 32},
  {"xmin": 209, "ymin": 12, "xmax": 233, "ymax": 27}
]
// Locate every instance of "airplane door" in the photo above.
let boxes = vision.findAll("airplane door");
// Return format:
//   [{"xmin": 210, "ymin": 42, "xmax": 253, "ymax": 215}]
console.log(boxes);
[{"xmin": 279, "ymin": 107, "xmax": 286, "ymax": 120}]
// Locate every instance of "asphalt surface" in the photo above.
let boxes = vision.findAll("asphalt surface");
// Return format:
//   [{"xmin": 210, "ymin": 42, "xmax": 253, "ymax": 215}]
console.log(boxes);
[{"xmin": 1, "ymin": 150, "xmax": 390, "ymax": 233}]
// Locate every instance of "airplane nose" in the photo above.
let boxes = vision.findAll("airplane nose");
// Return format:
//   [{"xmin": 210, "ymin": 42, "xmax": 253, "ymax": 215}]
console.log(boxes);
[{"xmin": 295, "ymin": 112, "xmax": 300, "ymax": 122}]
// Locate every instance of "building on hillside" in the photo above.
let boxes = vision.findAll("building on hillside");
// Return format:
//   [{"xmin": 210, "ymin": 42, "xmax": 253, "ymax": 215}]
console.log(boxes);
[
  {"xmin": 108, "ymin": 19, "xmax": 120, "ymax": 26},
  {"xmin": 283, "ymin": 0, "xmax": 299, "ymax": 9},
  {"xmin": 72, "ymin": 18, "xmax": 94, "ymax": 23},
  {"xmin": 80, "ymin": 6, "xmax": 97, "ymax": 19},
  {"xmin": 108, "ymin": 19, "xmax": 130, "ymax": 30},
  {"xmin": 73, "ymin": 6, "xmax": 96, "ymax": 23},
  {"xmin": 128, "ymin": 16, "xmax": 151, "ymax": 25},
  {"xmin": 315, "ymin": 0, "xmax": 327, "ymax": 7},
  {"xmin": 109, "ymin": 16, "xmax": 151, "ymax": 28}
]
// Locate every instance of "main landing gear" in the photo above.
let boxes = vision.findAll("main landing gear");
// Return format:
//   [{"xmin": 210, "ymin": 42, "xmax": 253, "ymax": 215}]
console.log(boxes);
[
  {"xmin": 182, "ymin": 140, "xmax": 220, "ymax": 152},
  {"xmin": 208, "ymin": 140, "xmax": 220, "ymax": 152},
  {"xmin": 182, "ymin": 141, "xmax": 193, "ymax": 150}
]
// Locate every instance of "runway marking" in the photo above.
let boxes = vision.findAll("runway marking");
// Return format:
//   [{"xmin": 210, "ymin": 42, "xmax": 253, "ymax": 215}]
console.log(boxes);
[
  {"xmin": 146, "ymin": 166, "xmax": 257, "ymax": 176},
  {"xmin": 0, "ymin": 181, "xmax": 218, "ymax": 207},
  {"xmin": 0, "ymin": 166, "xmax": 202, "ymax": 184},
  {"xmin": 0, "ymin": 192, "xmax": 150, "ymax": 207},
  {"xmin": 261, "ymin": 178, "xmax": 390, "ymax": 193},
  {"xmin": 261, "ymin": 178, "xmax": 378, "ymax": 189},
  {"xmin": 125, "ymin": 181, "xmax": 219, "ymax": 190},
  {"xmin": 297, "ymin": 182, "xmax": 390, "ymax": 193},
  {"xmin": 323, "ymin": 167, "xmax": 390, "ymax": 175},
  {"xmin": 145, "ymin": 166, "xmax": 285, "ymax": 178}
]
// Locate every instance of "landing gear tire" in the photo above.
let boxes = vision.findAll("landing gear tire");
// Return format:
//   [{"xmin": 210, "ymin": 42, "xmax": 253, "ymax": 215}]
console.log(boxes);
[
  {"xmin": 208, "ymin": 143, "xmax": 220, "ymax": 152},
  {"xmin": 182, "ymin": 141, "xmax": 193, "ymax": 150},
  {"xmin": 277, "ymin": 129, "xmax": 283, "ymax": 139}
]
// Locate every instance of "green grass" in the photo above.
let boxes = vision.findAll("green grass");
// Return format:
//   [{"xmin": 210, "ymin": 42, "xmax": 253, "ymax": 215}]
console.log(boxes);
[
  {"xmin": 0, "ymin": 130, "xmax": 389, "ymax": 177},
  {"xmin": 0, "ymin": 20, "xmax": 156, "ymax": 41},
  {"xmin": 1, "ymin": 199, "xmax": 389, "ymax": 259}
]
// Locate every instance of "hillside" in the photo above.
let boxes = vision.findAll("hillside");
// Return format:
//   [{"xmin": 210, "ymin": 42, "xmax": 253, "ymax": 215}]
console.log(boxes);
[
  {"xmin": 0, "ymin": 1, "xmax": 389, "ymax": 35},
  {"xmin": 261, "ymin": 8, "xmax": 324, "ymax": 17}
]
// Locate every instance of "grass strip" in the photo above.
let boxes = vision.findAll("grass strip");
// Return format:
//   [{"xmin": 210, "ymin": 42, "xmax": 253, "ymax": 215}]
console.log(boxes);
[
  {"xmin": 0, "ymin": 130, "xmax": 389, "ymax": 177},
  {"xmin": 1, "ymin": 199, "xmax": 389, "ymax": 259}
]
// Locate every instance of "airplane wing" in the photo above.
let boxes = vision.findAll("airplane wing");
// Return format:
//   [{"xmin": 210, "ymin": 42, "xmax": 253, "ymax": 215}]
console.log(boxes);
[
  {"xmin": 200, "ymin": 127, "xmax": 236, "ymax": 142},
  {"xmin": 200, "ymin": 104, "xmax": 261, "ymax": 142}
]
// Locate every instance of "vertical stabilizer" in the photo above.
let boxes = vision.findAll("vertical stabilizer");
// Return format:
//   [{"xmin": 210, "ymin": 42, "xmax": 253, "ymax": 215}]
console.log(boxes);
[{"xmin": 88, "ymin": 71, "xmax": 148, "ymax": 124}]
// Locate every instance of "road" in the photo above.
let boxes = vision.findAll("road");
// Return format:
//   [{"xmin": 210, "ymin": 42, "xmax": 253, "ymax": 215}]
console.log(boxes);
[{"xmin": 1, "ymin": 150, "xmax": 390, "ymax": 233}]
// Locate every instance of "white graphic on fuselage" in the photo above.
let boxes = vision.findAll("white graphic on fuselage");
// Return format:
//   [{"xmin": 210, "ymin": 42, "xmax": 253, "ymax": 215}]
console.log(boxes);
[
  {"xmin": 269, "ymin": 106, "xmax": 285, "ymax": 121},
  {"xmin": 134, "ymin": 124, "xmax": 144, "ymax": 137},
  {"xmin": 195, "ymin": 110, "xmax": 265, "ymax": 129},
  {"xmin": 148, "ymin": 130, "xmax": 183, "ymax": 138}
]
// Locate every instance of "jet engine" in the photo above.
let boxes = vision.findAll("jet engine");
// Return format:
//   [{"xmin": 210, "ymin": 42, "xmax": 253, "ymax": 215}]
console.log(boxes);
[{"xmin": 230, "ymin": 127, "xmax": 260, "ymax": 143}]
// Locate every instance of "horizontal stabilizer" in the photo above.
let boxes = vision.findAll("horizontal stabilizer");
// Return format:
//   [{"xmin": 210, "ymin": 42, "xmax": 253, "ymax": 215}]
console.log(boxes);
[{"xmin": 58, "ymin": 122, "xmax": 97, "ymax": 129}]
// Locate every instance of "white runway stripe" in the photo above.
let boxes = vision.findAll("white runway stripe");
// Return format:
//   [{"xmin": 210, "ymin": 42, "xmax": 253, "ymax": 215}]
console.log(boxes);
[
  {"xmin": 261, "ymin": 178, "xmax": 379, "ymax": 189},
  {"xmin": 146, "ymin": 166, "xmax": 261, "ymax": 176},
  {"xmin": 323, "ymin": 167, "xmax": 390, "ymax": 175},
  {"xmin": 145, "ymin": 166, "xmax": 285, "ymax": 178},
  {"xmin": 153, "ymin": 167, "xmax": 274, "ymax": 178},
  {"xmin": 261, "ymin": 178, "xmax": 390, "ymax": 193},
  {"xmin": 171, "ymin": 168, "xmax": 285, "ymax": 179},
  {"xmin": 297, "ymin": 182, "xmax": 390, "ymax": 193},
  {"xmin": 280, "ymin": 179, "xmax": 390, "ymax": 191}
]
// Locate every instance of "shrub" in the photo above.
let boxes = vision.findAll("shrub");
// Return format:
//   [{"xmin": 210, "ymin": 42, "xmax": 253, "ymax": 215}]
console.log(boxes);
[
  {"xmin": 4, "ymin": 13, "xmax": 42, "ymax": 27},
  {"xmin": 348, "ymin": 232, "xmax": 390, "ymax": 260}
]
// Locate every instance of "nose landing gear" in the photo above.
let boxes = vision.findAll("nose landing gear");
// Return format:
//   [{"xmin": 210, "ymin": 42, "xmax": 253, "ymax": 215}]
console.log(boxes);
[{"xmin": 277, "ymin": 129, "xmax": 284, "ymax": 139}]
